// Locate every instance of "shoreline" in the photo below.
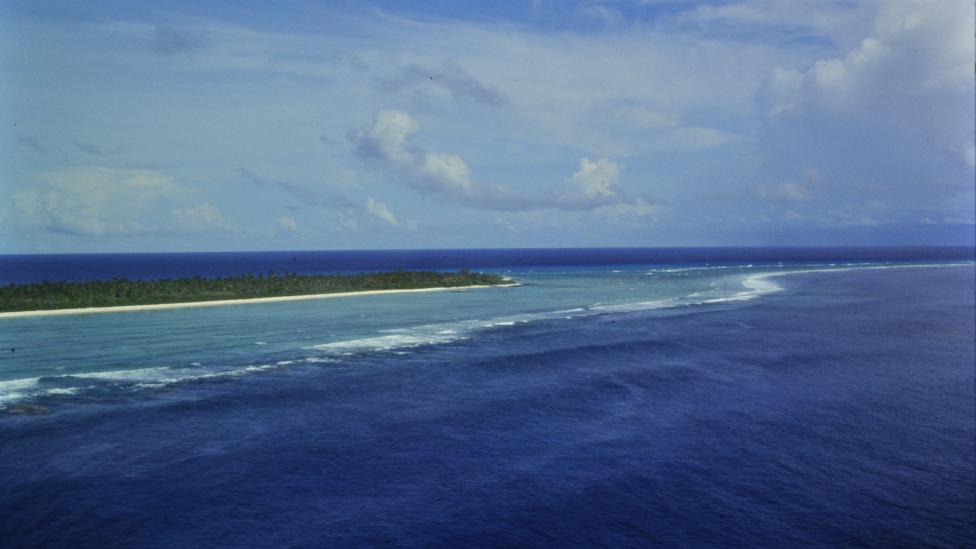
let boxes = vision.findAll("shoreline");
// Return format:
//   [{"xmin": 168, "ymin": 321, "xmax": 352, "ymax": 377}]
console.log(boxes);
[{"xmin": 0, "ymin": 283, "xmax": 520, "ymax": 319}]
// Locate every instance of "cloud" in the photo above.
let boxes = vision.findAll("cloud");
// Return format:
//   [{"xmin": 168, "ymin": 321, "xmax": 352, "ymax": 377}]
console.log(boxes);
[
  {"xmin": 366, "ymin": 196, "xmax": 399, "ymax": 226},
  {"xmin": 754, "ymin": 0, "xmax": 975, "ymax": 227},
  {"xmin": 172, "ymin": 202, "xmax": 237, "ymax": 233},
  {"xmin": 610, "ymin": 196, "xmax": 655, "ymax": 217},
  {"xmin": 18, "ymin": 136, "xmax": 50, "ymax": 156},
  {"xmin": 599, "ymin": 102, "xmax": 740, "ymax": 153},
  {"xmin": 13, "ymin": 167, "xmax": 177, "ymax": 236},
  {"xmin": 351, "ymin": 110, "xmax": 467, "ymax": 197},
  {"xmin": 758, "ymin": 181, "xmax": 811, "ymax": 203},
  {"xmin": 963, "ymin": 142, "xmax": 976, "ymax": 169},
  {"xmin": 556, "ymin": 157, "xmax": 654, "ymax": 214},
  {"xmin": 278, "ymin": 215, "xmax": 298, "ymax": 232},
  {"xmin": 761, "ymin": 2, "xmax": 972, "ymax": 120},
  {"xmin": 571, "ymin": 157, "xmax": 621, "ymax": 197},
  {"xmin": 238, "ymin": 167, "xmax": 357, "ymax": 210},
  {"xmin": 352, "ymin": 110, "xmax": 655, "ymax": 214},
  {"xmin": 419, "ymin": 152, "xmax": 473, "ymax": 193},
  {"xmin": 73, "ymin": 141, "xmax": 104, "ymax": 156},
  {"xmin": 385, "ymin": 60, "xmax": 508, "ymax": 107},
  {"xmin": 349, "ymin": 110, "xmax": 417, "ymax": 165},
  {"xmin": 239, "ymin": 167, "xmax": 408, "ymax": 232},
  {"xmin": 12, "ymin": 166, "xmax": 248, "ymax": 237},
  {"xmin": 8, "ymin": 2, "xmax": 968, "ymax": 248},
  {"xmin": 666, "ymin": 1, "xmax": 872, "ymax": 48},
  {"xmin": 349, "ymin": 109, "xmax": 513, "ymax": 203}
]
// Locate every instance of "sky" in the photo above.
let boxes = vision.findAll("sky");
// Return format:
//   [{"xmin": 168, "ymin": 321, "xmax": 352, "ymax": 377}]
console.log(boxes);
[{"xmin": 1, "ymin": 0, "xmax": 973, "ymax": 253}]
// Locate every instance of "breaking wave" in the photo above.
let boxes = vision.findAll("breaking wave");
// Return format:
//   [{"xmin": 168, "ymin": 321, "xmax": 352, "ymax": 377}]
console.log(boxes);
[{"xmin": 1, "ymin": 262, "xmax": 969, "ymax": 412}]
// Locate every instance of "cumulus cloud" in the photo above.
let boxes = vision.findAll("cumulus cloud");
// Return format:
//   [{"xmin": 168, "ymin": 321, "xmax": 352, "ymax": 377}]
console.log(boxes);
[
  {"xmin": 17, "ymin": 3, "xmax": 966, "ymax": 247},
  {"xmin": 351, "ymin": 110, "xmax": 477, "ymax": 199},
  {"xmin": 571, "ymin": 157, "xmax": 621, "ymax": 197},
  {"xmin": 240, "ymin": 167, "xmax": 407, "ymax": 232},
  {"xmin": 14, "ymin": 167, "xmax": 176, "ymax": 236},
  {"xmin": 350, "ymin": 110, "xmax": 417, "ymax": 165},
  {"xmin": 419, "ymin": 152, "xmax": 473, "ymax": 193},
  {"xmin": 762, "ymin": 1, "xmax": 972, "ymax": 126},
  {"xmin": 352, "ymin": 110, "xmax": 654, "ymax": 214},
  {"xmin": 558, "ymin": 157, "xmax": 654, "ymax": 215},
  {"xmin": 366, "ymin": 196, "xmax": 399, "ymax": 226},
  {"xmin": 755, "ymin": 0, "xmax": 975, "ymax": 227}
]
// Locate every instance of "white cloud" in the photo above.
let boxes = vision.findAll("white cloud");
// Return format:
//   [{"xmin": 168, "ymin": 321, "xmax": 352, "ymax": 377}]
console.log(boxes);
[
  {"xmin": 352, "ymin": 110, "xmax": 475, "ymax": 198},
  {"xmin": 8, "ymin": 2, "xmax": 970, "ymax": 248},
  {"xmin": 350, "ymin": 110, "xmax": 417, "ymax": 165},
  {"xmin": 571, "ymin": 158, "xmax": 621, "ymax": 197},
  {"xmin": 963, "ymin": 141, "xmax": 976, "ymax": 169},
  {"xmin": 755, "ymin": 0, "xmax": 975, "ymax": 225},
  {"xmin": 420, "ymin": 152, "xmax": 473, "ymax": 193},
  {"xmin": 763, "ymin": 1, "xmax": 973, "ymax": 115},
  {"xmin": 172, "ymin": 202, "xmax": 237, "ymax": 233},
  {"xmin": 557, "ymin": 157, "xmax": 656, "ymax": 215},
  {"xmin": 278, "ymin": 215, "xmax": 298, "ymax": 232},
  {"xmin": 366, "ymin": 196, "xmax": 399, "ymax": 226},
  {"xmin": 352, "ymin": 110, "xmax": 657, "ymax": 214},
  {"xmin": 13, "ymin": 166, "xmax": 175, "ymax": 236},
  {"xmin": 604, "ymin": 196, "xmax": 655, "ymax": 217}
]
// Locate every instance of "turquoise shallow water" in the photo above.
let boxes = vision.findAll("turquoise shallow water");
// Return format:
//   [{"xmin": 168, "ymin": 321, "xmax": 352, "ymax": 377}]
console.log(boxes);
[{"xmin": 0, "ymin": 260, "xmax": 969, "ymax": 408}]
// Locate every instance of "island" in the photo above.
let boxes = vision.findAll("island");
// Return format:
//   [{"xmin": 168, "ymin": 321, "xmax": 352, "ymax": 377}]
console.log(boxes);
[{"xmin": 0, "ymin": 270, "xmax": 513, "ymax": 317}]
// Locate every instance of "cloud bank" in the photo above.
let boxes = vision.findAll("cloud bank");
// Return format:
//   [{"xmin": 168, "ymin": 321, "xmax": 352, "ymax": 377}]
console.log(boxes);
[{"xmin": 755, "ymin": 0, "xmax": 975, "ymax": 228}]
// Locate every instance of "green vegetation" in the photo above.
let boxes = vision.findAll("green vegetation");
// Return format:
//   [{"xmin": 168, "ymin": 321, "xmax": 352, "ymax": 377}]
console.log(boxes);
[{"xmin": 0, "ymin": 270, "xmax": 509, "ymax": 312}]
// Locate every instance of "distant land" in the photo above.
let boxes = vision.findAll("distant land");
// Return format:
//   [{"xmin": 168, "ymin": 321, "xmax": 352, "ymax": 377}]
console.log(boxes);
[{"xmin": 0, "ymin": 270, "xmax": 508, "ymax": 314}]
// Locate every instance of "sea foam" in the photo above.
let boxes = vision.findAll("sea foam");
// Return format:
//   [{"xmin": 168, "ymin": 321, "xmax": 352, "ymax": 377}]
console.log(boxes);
[{"xmin": 2, "ymin": 261, "xmax": 969, "ymax": 411}]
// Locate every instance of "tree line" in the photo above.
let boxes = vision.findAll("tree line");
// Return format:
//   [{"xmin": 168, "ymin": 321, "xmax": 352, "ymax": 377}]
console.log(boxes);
[{"xmin": 0, "ymin": 270, "xmax": 508, "ymax": 312}]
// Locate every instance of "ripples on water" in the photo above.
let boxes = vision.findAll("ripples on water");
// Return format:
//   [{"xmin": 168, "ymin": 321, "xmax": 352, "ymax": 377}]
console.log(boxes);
[{"xmin": 0, "ymin": 259, "xmax": 973, "ymax": 546}]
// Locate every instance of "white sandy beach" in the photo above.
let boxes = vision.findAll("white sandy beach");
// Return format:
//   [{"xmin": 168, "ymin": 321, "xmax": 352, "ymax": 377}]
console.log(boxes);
[{"xmin": 0, "ymin": 283, "xmax": 520, "ymax": 319}]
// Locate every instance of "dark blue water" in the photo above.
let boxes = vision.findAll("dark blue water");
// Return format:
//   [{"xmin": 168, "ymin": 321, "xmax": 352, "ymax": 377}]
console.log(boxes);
[
  {"xmin": 1, "ymin": 246, "xmax": 972, "ymax": 283},
  {"xmin": 1, "ymin": 263, "xmax": 973, "ymax": 547}
]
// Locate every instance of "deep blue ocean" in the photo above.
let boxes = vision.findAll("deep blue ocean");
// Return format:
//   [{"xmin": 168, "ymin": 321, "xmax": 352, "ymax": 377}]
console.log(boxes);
[
  {"xmin": 0, "ymin": 246, "xmax": 971, "ymax": 284},
  {"xmin": 0, "ymin": 248, "xmax": 974, "ymax": 547}
]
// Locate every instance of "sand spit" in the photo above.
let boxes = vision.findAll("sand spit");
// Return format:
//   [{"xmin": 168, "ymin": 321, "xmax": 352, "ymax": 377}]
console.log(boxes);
[{"xmin": 0, "ymin": 283, "xmax": 521, "ymax": 319}]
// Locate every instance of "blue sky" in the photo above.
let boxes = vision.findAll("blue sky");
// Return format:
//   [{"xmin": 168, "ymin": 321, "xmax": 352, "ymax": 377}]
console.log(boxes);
[{"xmin": 1, "ymin": 0, "xmax": 973, "ymax": 252}]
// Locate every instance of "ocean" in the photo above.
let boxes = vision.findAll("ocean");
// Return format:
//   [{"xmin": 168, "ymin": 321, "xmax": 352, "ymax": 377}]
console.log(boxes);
[{"xmin": 0, "ymin": 248, "xmax": 973, "ymax": 547}]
